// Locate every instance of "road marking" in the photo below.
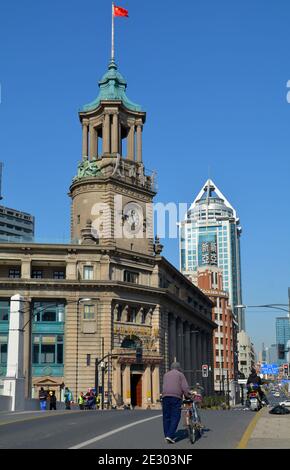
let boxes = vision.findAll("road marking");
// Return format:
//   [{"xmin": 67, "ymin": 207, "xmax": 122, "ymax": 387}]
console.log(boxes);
[
  {"xmin": 69, "ymin": 414, "xmax": 163, "ymax": 449},
  {"xmin": 236, "ymin": 407, "xmax": 265, "ymax": 449}
]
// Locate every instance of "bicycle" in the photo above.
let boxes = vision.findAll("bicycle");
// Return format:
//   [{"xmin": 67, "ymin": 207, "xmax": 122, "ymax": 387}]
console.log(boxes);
[{"xmin": 182, "ymin": 396, "xmax": 203, "ymax": 444}]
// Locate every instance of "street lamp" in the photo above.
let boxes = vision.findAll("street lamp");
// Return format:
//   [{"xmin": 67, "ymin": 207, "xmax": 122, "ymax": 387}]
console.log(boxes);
[{"xmin": 235, "ymin": 304, "xmax": 289, "ymax": 314}]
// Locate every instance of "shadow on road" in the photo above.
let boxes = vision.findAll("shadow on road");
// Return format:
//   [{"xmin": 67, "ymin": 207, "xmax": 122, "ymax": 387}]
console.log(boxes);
[{"xmin": 175, "ymin": 426, "xmax": 211, "ymax": 443}]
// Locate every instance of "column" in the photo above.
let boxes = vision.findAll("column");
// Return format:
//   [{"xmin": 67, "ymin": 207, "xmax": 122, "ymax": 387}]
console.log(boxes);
[
  {"xmin": 21, "ymin": 259, "xmax": 31, "ymax": 279},
  {"xmin": 127, "ymin": 122, "xmax": 135, "ymax": 160},
  {"xmin": 89, "ymin": 125, "xmax": 98, "ymax": 160},
  {"xmin": 195, "ymin": 330, "xmax": 201, "ymax": 385},
  {"xmin": 169, "ymin": 314, "xmax": 177, "ymax": 365},
  {"xmin": 112, "ymin": 112, "xmax": 119, "ymax": 153},
  {"xmin": 103, "ymin": 112, "xmax": 110, "ymax": 153},
  {"xmin": 143, "ymin": 366, "xmax": 151, "ymax": 408},
  {"xmin": 190, "ymin": 326, "xmax": 197, "ymax": 387},
  {"xmin": 82, "ymin": 122, "xmax": 88, "ymax": 158},
  {"xmin": 123, "ymin": 365, "xmax": 131, "ymax": 405},
  {"xmin": 184, "ymin": 323, "xmax": 191, "ymax": 385},
  {"xmin": 202, "ymin": 332, "xmax": 208, "ymax": 394},
  {"xmin": 3, "ymin": 295, "xmax": 25, "ymax": 411},
  {"xmin": 152, "ymin": 365, "xmax": 160, "ymax": 404},
  {"xmin": 162, "ymin": 309, "xmax": 169, "ymax": 375},
  {"xmin": 114, "ymin": 362, "xmax": 122, "ymax": 406},
  {"xmin": 176, "ymin": 318, "xmax": 183, "ymax": 365},
  {"xmin": 136, "ymin": 124, "xmax": 142, "ymax": 162},
  {"xmin": 119, "ymin": 122, "xmax": 122, "ymax": 156}
]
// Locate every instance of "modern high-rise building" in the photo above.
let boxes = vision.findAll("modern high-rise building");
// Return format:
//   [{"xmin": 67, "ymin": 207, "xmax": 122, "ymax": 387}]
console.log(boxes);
[
  {"xmin": 0, "ymin": 164, "xmax": 34, "ymax": 242},
  {"xmin": 179, "ymin": 179, "xmax": 244, "ymax": 330},
  {"xmin": 276, "ymin": 317, "xmax": 290, "ymax": 365},
  {"xmin": 0, "ymin": 205, "xmax": 34, "ymax": 242}
]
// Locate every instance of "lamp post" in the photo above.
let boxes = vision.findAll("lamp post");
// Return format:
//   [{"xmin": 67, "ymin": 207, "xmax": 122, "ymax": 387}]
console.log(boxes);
[{"xmin": 101, "ymin": 337, "xmax": 105, "ymax": 410}]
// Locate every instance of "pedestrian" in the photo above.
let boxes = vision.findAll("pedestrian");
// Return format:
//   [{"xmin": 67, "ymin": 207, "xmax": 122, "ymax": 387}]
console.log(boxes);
[
  {"xmin": 39, "ymin": 387, "xmax": 48, "ymax": 411},
  {"xmin": 64, "ymin": 387, "xmax": 73, "ymax": 410},
  {"xmin": 162, "ymin": 362, "xmax": 191, "ymax": 444},
  {"xmin": 48, "ymin": 390, "xmax": 57, "ymax": 410},
  {"xmin": 78, "ymin": 392, "xmax": 85, "ymax": 410}
]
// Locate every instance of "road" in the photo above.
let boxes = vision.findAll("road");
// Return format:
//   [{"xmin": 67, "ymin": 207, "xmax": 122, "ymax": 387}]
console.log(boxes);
[{"xmin": 0, "ymin": 408, "xmax": 254, "ymax": 449}]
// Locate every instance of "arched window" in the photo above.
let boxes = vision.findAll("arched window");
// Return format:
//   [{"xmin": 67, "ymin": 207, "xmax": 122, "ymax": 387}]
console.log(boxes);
[{"xmin": 121, "ymin": 336, "xmax": 142, "ymax": 349}]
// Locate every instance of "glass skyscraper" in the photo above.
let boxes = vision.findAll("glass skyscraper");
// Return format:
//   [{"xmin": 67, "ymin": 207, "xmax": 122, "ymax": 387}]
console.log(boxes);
[
  {"xmin": 179, "ymin": 179, "xmax": 244, "ymax": 330},
  {"xmin": 276, "ymin": 317, "xmax": 290, "ymax": 365}
]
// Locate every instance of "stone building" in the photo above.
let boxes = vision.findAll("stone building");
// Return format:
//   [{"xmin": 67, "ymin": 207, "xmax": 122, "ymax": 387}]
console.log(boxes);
[{"xmin": 0, "ymin": 58, "xmax": 216, "ymax": 407}]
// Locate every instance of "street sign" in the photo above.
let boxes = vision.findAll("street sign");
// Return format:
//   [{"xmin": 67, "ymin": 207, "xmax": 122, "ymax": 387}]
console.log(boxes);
[
  {"xmin": 202, "ymin": 364, "xmax": 208, "ymax": 378},
  {"xmin": 260, "ymin": 363, "xmax": 279, "ymax": 375}
]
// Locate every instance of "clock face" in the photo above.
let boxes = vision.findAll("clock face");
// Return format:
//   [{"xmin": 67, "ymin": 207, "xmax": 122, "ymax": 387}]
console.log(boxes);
[{"xmin": 123, "ymin": 202, "xmax": 143, "ymax": 234}]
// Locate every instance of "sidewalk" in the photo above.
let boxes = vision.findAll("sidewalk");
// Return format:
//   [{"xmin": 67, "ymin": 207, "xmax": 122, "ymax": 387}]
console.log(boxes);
[{"xmin": 240, "ymin": 407, "xmax": 290, "ymax": 449}]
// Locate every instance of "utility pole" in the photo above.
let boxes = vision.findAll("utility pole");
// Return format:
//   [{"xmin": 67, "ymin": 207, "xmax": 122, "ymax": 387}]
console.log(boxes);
[
  {"xmin": 101, "ymin": 337, "xmax": 104, "ymax": 410},
  {"xmin": 226, "ymin": 369, "xmax": 230, "ymax": 407}
]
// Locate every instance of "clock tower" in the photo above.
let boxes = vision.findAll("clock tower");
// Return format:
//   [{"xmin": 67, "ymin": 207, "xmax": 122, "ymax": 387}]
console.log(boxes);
[{"xmin": 69, "ymin": 59, "xmax": 157, "ymax": 255}]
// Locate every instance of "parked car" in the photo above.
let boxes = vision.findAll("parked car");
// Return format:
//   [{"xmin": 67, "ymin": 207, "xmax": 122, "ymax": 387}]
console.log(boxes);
[
  {"xmin": 279, "ymin": 400, "xmax": 290, "ymax": 407},
  {"xmin": 274, "ymin": 392, "xmax": 280, "ymax": 397}
]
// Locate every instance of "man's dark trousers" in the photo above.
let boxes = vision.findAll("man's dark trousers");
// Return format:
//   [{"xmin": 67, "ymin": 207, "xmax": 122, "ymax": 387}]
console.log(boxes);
[{"xmin": 162, "ymin": 396, "xmax": 182, "ymax": 440}]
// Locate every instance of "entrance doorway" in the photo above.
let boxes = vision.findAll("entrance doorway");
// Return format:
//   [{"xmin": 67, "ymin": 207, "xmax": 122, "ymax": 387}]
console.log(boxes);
[{"xmin": 131, "ymin": 374, "xmax": 142, "ymax": 407}]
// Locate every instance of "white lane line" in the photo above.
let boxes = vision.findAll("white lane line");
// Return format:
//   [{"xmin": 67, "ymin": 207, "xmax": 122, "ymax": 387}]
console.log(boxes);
[{"xmin": 69, "ymin": 413, "xmax": 163, "ymax": 449}]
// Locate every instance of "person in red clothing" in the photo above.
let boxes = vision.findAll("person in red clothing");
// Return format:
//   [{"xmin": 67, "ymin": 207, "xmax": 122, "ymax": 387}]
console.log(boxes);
[{"xmin": 162, "ymin": 362, "xmax": 191, "ymax": 444}]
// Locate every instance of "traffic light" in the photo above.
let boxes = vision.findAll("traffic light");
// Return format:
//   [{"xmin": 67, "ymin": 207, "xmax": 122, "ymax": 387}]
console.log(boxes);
[
  {"xmin": 202, "ymin": 364, "xmax": 208, "ymax": 378},
  {"xmin": 283, "ymin": 363, "xmax": 289, "ymax": 377},
  {"xmin": 136, "ymin": 347, "xmax": 142, "ymax": 364}
]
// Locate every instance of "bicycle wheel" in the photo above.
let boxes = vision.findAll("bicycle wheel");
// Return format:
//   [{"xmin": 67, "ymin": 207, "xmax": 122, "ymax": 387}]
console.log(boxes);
[{"xmin": 188, "ymin": 424, "xmax": 196, "ymax": 444}]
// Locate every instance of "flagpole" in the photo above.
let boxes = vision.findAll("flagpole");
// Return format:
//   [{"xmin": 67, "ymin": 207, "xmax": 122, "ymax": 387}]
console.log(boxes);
[{"xmin": 111, "ymin": 2, "xmax": 115, "ymax": 61}]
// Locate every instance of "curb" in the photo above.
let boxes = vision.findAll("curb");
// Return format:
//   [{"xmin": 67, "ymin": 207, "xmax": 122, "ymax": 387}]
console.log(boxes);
[{"xmin": 236, "ymin": 407, "xmax": 266, "ymax": 449}]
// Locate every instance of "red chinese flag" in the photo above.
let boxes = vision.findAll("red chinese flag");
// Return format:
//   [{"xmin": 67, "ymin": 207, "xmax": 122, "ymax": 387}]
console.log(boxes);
[{"xmin": 114, "ymin": 5, "xmax": 129, "ymax": 17}]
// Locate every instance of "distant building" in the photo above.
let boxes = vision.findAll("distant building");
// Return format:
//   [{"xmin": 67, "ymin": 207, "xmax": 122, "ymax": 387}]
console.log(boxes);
[
  {"xmin": 0, "ymin": 205, "xmax": 34, "ymax": 242},
  {"xmin": 237, "ymin": 331, "xmax": 255, "ymax": 378},
  {"xmin": 276, "ymin": 317, "xmax": 290, "ymax": 365},
  {"xmin": 179, "ymin": 179, "xmax": 244, "ymax": 331},
  {"xmin": 268, "ymin": 344, "xmax": 278, "ymax": 364}
]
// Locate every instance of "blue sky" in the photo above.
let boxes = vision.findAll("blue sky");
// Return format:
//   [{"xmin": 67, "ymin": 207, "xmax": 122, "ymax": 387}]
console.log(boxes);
[{"xmin": 0, "ymin": 0, "xmax": 290, "ymax": 353}]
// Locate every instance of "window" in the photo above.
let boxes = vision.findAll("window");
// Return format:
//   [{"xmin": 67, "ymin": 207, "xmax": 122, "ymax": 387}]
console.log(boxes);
[
  {"xmin": 77, "ymin": 215, "xmax": 80, "ymax": 224},
  {"xmin": 9, "ymin": 268, "xmax": 20, "ymax": 279},
  {"xmin": 116, "ymin": 305, "xmax": 122, "ymax": 322},
  {"xmin": 84, "ymin": 305, "xmax": 95, "ymax": 320},
  {"xmin": 83, "ymin": 266, "xmax": 94, "ymax": 280},
  {"xmin": 127, "ymin": 307, "xmax": 137, "ymax": 323},
  {"xmin": 86, "ymin": 354, "xmax": 91, "ymax": 366},
  {"xmin": 0, "ymin": 301, "xmax": 9, "ymax": 321},
  {"xmin": 0, "ymin": 335, "xmax": 8, "ymax": 364},
  {"xmin": 124, "ymin": 270, "xmax": 139, "ymax": 284},
  {"xmin": 53, "ymin": 271, "xmax": 65, "ymax": 280},
  {"xmin": 33, "ymin": 302, "xmax": 65, "ymax": 323},
  {"xmin": 32, "ymin": 270, "xmax": 43, "ymax": 279},
  {"xmin": 32, "ymin": 335, "xmax": 63, "ymax": 365},
  {"xmin": 141, "ymin": 309, "xmax": 147, "ymax": 324}
]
